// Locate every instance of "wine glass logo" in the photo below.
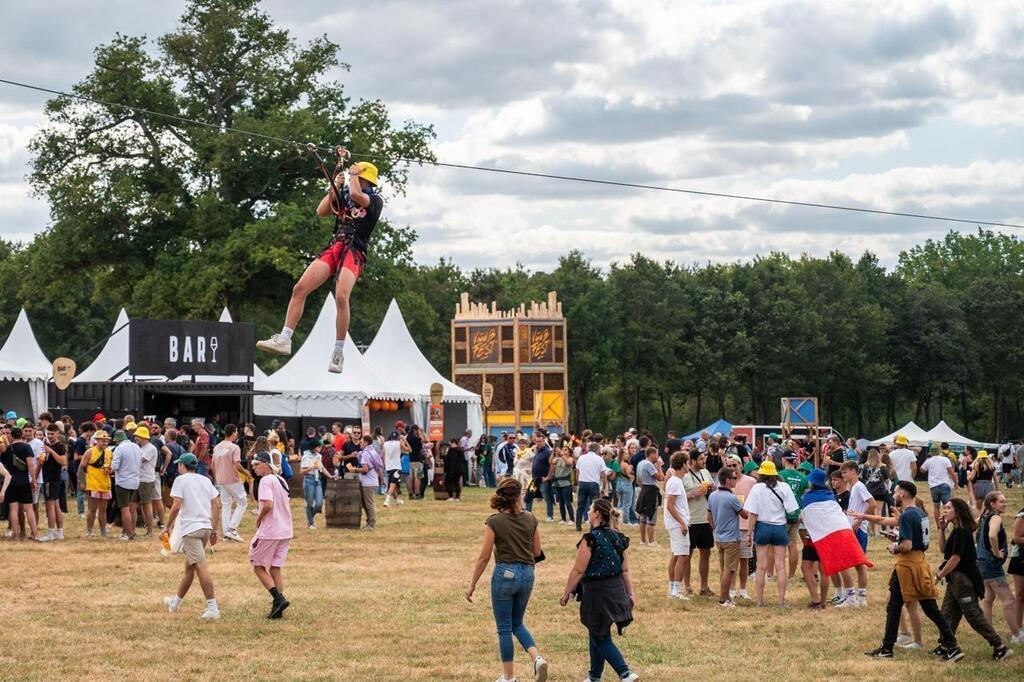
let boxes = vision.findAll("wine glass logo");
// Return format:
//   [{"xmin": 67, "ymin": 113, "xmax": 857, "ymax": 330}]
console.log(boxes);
[{"xmin": 210, "ymin": 336, "xmax": 219, "ymax": 364}]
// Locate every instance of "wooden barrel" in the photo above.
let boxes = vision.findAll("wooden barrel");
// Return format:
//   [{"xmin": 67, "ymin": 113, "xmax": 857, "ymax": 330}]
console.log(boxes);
[
  {"xmin": 288, "ymin": 471, "xmax": 304, "ymax": 499},
  {"xmin": 432, "ymin": 472, "xmax": 448, "ymax": 501},
  {"xmin": 325, "ymin": 477, "xmax": 362, "ymax": 529}
]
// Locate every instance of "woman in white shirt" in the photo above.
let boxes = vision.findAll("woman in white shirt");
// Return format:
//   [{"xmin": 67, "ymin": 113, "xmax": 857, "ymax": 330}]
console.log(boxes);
[
  {"xmin": 742, "ymin": 461, "xmax": 799, "ymax": 607},
  {"xmin": 300, "ymin": 441, "xmax": 336, "ymax": 529}
]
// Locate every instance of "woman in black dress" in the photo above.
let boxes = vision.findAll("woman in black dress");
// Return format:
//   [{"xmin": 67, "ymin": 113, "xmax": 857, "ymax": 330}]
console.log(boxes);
[
  {"xmin": 560, "ymin": 498, "xmax": 640, "ymax": 682},
  {"xmin": 444, "ymin": 438, "xmax": 465, "ymax": 501}
]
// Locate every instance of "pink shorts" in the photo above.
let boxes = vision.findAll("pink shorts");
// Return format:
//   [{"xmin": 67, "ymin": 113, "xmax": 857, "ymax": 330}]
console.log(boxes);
[
  {"xmin": 248, "ymin": 537, "xmax": 291, "ymax": 568},
  {"xmin": 90, "ymin": 491, "xmax": 112, "ymax": 500}
]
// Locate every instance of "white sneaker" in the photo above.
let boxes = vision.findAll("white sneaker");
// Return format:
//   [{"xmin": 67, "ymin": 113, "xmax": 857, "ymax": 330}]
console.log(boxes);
[
  {"xmin": 897, "ymin": 641, "xmax": 922, "ymax": 650},
  {"xmin": 1012, "ymin": 631, "xmax": 1024, "ymax": 644},
  {"xmin": 199, "ymin": 608, "xmax": 221, "ymax": 620},
  {"xmin": 226, "ymin": 530, "xmax": 243, "ymax": 542},
  {"xmin": 396, "ymin": 497, "xmax": 403, "ymax": 506},
  {"xmin": 737, "ymin": 589, "xmax": 751, "ymax": 600},
  {"xmin": 256, "ymin": 333, "xmax": 292, "ymax": 355},
  {"xmin": 328, "ymin": 347, "xmax": 344, "ymax": 373},
  {"xmin": 163, "ymin": 596, "xmax": 179, "ymax": 613},
  {"xmin": 621, "ymin": 673, "xmax": 640, "ymax": 682},
  {"xmin": 545, "ymin": 517, "xmax": 555, "ymax": 523},
  {"xmin": 308, "ymin": 524, "xmax": 316, "ymax": 530},
  {"xmin": 895, "ymin": 633, "xmax": 913, "ymax": 646},
  {"xmin": 669, "ymin": 592, "xmax": 690, "ymax": 601},
  {"xmin": 383, "ymin": 496, "xmax": 391, "ymax": 508},
  {"xmin": 857, "ymin": 595, "xmax": 868, "ymax": 608},
  {"xmin": 533, "ymin": 656, "xmax": 548, "ymax": 682},
  {"xmin": 835, "ymin": 598, "xmax": 856, "ymax": 609}
]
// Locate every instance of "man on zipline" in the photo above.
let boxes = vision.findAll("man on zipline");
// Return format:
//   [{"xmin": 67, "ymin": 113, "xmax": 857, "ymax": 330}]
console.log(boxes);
[{"xmin": 257, "ymin": 152, "xmax": 382, "ymax": 373}]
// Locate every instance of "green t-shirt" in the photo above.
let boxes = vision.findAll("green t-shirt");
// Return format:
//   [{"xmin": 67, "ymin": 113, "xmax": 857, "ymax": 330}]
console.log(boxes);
[
  {"xmin": 478, "ymin": 442, "xmax": 493, "ymax": 466},
  {"xmin": 779, "ymin": 469, "xmax": 809, "ymax": 507}
]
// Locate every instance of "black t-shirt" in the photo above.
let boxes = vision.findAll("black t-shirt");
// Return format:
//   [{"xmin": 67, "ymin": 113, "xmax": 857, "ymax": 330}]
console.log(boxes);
[
  {"xmin": 3, "ymin": 442, "xmax": 33, "ymax": 485},
  {"xmin": 42, "ymin": 441, "xmax": 66, "ymax": 482},
  {"xmin": 340, "ymin": 440, "xmax": 360, "ymax": 464},
  {"xmin": 444, "ymin": 446, "xmax": 464, "ymax": 478},
  {"xmin": 665, "ymin": 438, "xmax": 683, "ymax": 456},
  {"xmin": 336, "ymin": 193, "xmax": 384, "ymax": 254},
  {"xmin": 706, "ymin": 453, "xmax": 724, "ymax": 474},
  {"xmin": 73, "ymin": 436, "xmax": 88, "ymax": 461},
  {"xmin": 407, "ymin": 433, "xmax": 424, "ymax": 462},
  {"xmin": 835, "ymin": 489, "xmax": 850, "ymax": 511},
  {"xmin": 943, "ymin": 527, "xmax": 983, "ymax": 580}
]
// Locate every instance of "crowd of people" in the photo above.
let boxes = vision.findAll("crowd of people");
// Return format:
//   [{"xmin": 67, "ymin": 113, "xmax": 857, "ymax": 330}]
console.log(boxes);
[{"xmin": 3, "ymin": 409, "xmax": 1023, "ymax": 677}]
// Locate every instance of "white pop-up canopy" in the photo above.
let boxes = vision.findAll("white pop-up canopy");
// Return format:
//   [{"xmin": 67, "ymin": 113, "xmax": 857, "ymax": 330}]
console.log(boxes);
[
  {"xmin": 0, "ymin": 309, "xmax": 51, "ymax": 417},
  {"xmin": 255, "ymin": 294, "xmax": 417, "ymax": 418},
  {"xmin": 870, "ymin": 421, "xmax": 930, "ymax": 447},
  {"xmin": 72, "ymin": 308, "xmax": 165, "ymax": 383},
  {"xmin": 364, "ymin": 299, "xmax": 483, "ymax": 437},
  {"xmin": 921, "ymin": 420, "xmax": 992, "ymax": 448}
]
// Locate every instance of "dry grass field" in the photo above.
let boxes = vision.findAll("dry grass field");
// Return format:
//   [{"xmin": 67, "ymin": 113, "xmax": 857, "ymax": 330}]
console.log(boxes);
[{"xmin": 2, "ymin": 484, "xmax": 1022, "ymax": 681}]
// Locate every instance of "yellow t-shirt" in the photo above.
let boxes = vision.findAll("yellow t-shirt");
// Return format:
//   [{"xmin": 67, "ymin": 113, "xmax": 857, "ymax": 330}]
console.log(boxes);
[{"xmin": 84, "ymin": 446, "xmax": 112, "ymax": 493}]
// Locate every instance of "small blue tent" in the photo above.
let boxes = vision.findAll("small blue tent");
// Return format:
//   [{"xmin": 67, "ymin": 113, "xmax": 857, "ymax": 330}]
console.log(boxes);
[{"xmin": 682, "ymin": 418, "xmax": 733, "ymax": 442}]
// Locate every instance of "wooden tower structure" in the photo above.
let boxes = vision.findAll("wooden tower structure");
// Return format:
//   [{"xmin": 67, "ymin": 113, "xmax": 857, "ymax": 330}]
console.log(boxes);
[{"xmin": 451, "ymin": 292, "xmax": 568, "ymax": 434}]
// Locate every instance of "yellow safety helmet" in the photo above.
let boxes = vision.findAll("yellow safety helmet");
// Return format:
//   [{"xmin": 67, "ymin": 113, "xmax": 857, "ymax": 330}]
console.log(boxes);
[{"xmin": 352, "ymin": 162, "xmax": 379, "ymax": 187}]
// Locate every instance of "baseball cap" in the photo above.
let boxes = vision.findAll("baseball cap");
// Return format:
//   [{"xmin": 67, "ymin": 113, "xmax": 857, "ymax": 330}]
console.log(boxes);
[
  {"xmin": 253, "ymin": 452, "xmax": 273, "ymax": 464},
  {"xmin": 93, "ymin": 413, "xmax": 106, "ymax": 422},
  {"xmin": 389, "ymin": 431, "xmax": 400, "ymax": 440},
  {"xmin": 178, "ymin": 453, "xmax": 198, "ymax": 468},
  {"xmin": 742, "ymin": 461, "xmax": 758, "ymax": 474},
  {"xmin": 726, "ymin": 454, "xmax": 743, "ymax": 465},
  {"xmin": 396, "ymin": 420, "xmax": 406, "ymax": 429},
  {"xmin": 783, "ymin": 452, "xmax": 798, "ymax": 461}
]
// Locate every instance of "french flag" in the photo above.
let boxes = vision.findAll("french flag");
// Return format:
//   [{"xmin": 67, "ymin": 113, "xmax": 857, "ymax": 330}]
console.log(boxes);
[{"xmin": 801, "ymin": 488, "xmax": 873, "ymax": 576}]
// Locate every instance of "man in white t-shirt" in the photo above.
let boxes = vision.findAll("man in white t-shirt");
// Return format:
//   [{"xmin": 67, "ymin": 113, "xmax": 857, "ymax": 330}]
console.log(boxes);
[
  {"xmin": 840, "ymin": 461, "xmax": 875, "ymax": 607},
  {"xmin": 136, "ymin": 426, "xmax": 160, "ymax": 537},
  {"xmin": 663, "ymin": 452, "xmax": 691, "ymax": 600},
  {"xmin": 163, "ymin": 453, "xmax": 222, "ymax": 620},
  {"xmin": 575, "ymin": 443, "xmax": 607, "ymax": 531},
  {"xmin": 919, "ymin": 450, "xmax": 956, "ymax": 547},
  {"xmin": 887, "ymin": 435, "xmax": 918, "ymax": 482},
  {"xmin": 998, "ymin": 442, "xmax": 1015, "ymax": 488},
  {"xmin": 383, "ymin": 431, "xmax": 404, "ymax": 508}
]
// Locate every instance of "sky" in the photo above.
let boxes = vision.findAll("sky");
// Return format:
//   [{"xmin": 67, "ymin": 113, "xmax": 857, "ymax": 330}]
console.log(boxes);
[{"xmin": 0, "ymin": 0, "xmax": 1022, "ymax": 270}]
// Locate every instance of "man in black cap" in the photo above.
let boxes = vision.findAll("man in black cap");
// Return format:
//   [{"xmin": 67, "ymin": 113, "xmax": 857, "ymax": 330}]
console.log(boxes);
[{"xmin": 249, "ymin": 451, "xmax": 293, "ymax": 619}]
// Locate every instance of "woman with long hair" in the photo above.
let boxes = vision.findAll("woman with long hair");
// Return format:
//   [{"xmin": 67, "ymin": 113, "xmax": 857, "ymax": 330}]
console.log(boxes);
[
  {"xmin": 860, "ymin": 448, "xmax": 891, "ymax": 535},
  {"xmin": 551, "ymin": 446, "xmax": 575, "ymax": 525},
  {"xmin": 742, "ymin": 461, "xmax": 799, "ymax": 607},
  {"xmin": 513, "ymin": 437, "xmax": 534, "ymax": 496},
  {"xmin": 935, "ymin": 497, "xmax": 1010, "ymax": 659},
  {"xmin": 977, "ymin": 491, "xmax": 1024, "ymax": 643},
  {"xmin": 615, "ymin": 448, "xmax": 636, "ymax": 528},
  {"xmin": 968, "ymin": 451, "xmax": 998, "ymax": 516},
  {"xmin": 466, "ymin": 478, "xmax": 549, "ymax": 682},
  {"xmin": 560, "ymin": 498, "xmax": 639, "ymax": 682}
]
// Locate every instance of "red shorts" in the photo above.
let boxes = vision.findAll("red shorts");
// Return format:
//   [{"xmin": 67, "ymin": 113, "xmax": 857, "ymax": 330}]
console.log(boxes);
[{"xmin": 317, "ymin": 241, "xmax": 365, "ymax": 278}]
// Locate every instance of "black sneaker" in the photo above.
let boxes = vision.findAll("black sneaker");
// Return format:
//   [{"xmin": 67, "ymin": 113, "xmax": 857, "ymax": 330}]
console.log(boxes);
[
  {"xmin": 930, "ymin": 646, "xmax": 946, "ymax": 657},
  {"xmin": 992, "ymin": 646, "xmax": 1011, "ymax": 661},
  {"xmin": 268, "ymin": 598, "xmax": 290, "ymax": 619},
  {"xmin": 943, "ymin": 646, "xmax": 964, "ymax": 663},
  {"xmin": 865, "ymin": 647, "xmax": 893, "ymax": 659}
]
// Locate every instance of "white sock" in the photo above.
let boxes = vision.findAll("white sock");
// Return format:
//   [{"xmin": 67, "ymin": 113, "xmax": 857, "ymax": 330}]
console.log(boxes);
[
  {"xmin": 207, "ymin": 598, "xmax": 219, "ymax": 611},
  {"xmin": 280, "ymin": 326, "xmax": 294, "ymax": 341},
  {"xmin": 857, "ymin": 588, "xmax": 867, "ymax": 598},
  {"xmin": 334, "ymin": 339, "xmax": 345, "ymax": 353},
  {"xmin": 170, "ymin": 596, "xmax": 182, "ymax": 608}
]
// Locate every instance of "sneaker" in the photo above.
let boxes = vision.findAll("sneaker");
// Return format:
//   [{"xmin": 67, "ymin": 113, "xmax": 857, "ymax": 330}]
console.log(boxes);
[
  {"xmin": 119, "ymin": 534, "xmax": 134, "ymax": 542},
  {"xmin": 533, "ymin": 655, "xmax": 548, "ymax": 682},
  {"xmin": 669, "ymin": 592, "xmax": 691, "ymax": 601},
  {"xmin": 930, "ymin": 646, "xmax": 946, "ymax": 658},
  {"xmin": 737, "ymin": 589, "xmax": 751, "ymax": 600},
  {"xmin": 79, "ymin": 513, "xmax": 86, "ymax": 519},
  {"xmin": 328, "ymin": 347, "xmax": 344, "ymax": 374},
  {"xmin": 226, "ymin": 530, "xmax": 243, "ymax": 542},
  {"xmin": 1013, "ymin": 632, "xmax": 1024, "ymax": 644},
  {"xmin": 396, "ymin": 497, "xmax": 403, "ymax": 506},
  {"xmin": 257, "ymin": 333, "xmax": 291, "ymax": 355},
  {"xmin": 864, "ymin": 647, "xmax": 893, "ymax": 659},
  {"xmin": 857, "ymin": 595, "xmax": 868, "ymax": 607},
  {"xmin": 199, "ymin": 608, "xmax": 221, "ymax": 620},
  {"xmin": 992, "ymin": 645, "xmax": 1012, "ymax": 661},
  {"xmin": 718, "ymin": 600, "xmax": 736, "ymax": 608},
  {"xmin": 836, "ymin": 598, "xmax": 856, "ymax": 609},
  {"xmin": 55, "ymin": 529, "xmax": 65, "ymax": 540},
  {"xmin": 308, "ymin": 524, "xmax": 316, "ymax": 530},
  {"xmin": 699, "ymin": 588, "xmax": 715, "ymax": 597},
  {"xmin": 268, "ymin": 597, "xmax": 290, "ymax": 619},
  {"xmin": 943, "ymin": 646, "xmax": 964, "ymax": 663},
  {"xmin": 829, "ymin": 594, "xmax": 843, "ymax": 606},
  {"xmin": 3, "ymin": 529, "xmax": 12, "ymax": 538},
  {"xmin": 559, "ymin": 520, "xmax": 566, "ymax": 525},
  {"xmin": 446, "ymin": 497, "xmax": 457, "ymax": 503},
  {"xmin": 807, "ymin": 602, "xmax": 824, "ymax": 610},
  {"xmin": 163, "ymin": 596, "xmax": 179, "ymax": 613},
  {"xmin": 897, "ymin": 642, "xmax": 922, "ymax": 650},
  {"xmin": 621, "ymin": 673, "xmax": 640, "ymax": 682},
  {"xmin": 34, "ymin": 535, "xmax": 51, "ymax": 543},
  {"xmin": 895, "ymin": 633, "xmax": 913, "ymax": 646},
  {"xmin": 85, "ymin": 530, "xmax": 93, "ymax": 538},
  {"xmin": 545, "ymin": 517, "xmax": 555, "ymax": 523}
]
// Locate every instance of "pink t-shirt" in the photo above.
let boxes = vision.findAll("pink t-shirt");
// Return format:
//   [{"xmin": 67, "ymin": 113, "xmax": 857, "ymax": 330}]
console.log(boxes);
[
  {"xmin": 210, "ymin": 441, "xmax": 241, "ymax": 485},
  {"xmin": 253, "ymin": 475, "xmax": 293, "ymax": 540},
  {"xmin": 734, "ymin": 473, "xmax": 757, "ymax": 530}
]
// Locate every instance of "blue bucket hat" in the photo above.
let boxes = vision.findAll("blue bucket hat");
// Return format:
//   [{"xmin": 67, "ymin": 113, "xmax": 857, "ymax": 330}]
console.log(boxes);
[{"xmin": 808, "ymin": 468, "xmax": 828, "ymax": 488}]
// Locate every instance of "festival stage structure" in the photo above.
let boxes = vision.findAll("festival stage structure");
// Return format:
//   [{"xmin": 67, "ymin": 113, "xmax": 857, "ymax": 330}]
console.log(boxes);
[{"xmin": 451, "ymin": 292, "xmax": 568, "ymax": 435}]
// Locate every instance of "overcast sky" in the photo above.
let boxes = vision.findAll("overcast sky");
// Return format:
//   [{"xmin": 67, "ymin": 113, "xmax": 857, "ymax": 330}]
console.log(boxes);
[{"xmin": 1, "ymin": 0, "xmax": 1022, "ymax": 269}]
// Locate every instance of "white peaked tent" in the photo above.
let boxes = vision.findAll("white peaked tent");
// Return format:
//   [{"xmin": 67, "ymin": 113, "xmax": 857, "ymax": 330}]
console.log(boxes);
[
  {"xmin": 921, "ymin": 420, "xmax": 991, "ymax": 448},
  {"xmin": 255, "ymin": 295, "xmax": 418, "ymax": 418},
  {"xmin": 870, "ymin": 421, "xmax": 930, "ymax": 447},
  {"xmin": 365, "ymin": 299, "xmax": 483, "ymax": 437},
  {"xmin": 0, "ymin": 309, "xmax": 51, "ymax": 417},
  {"xmin": 72, "ymin": 308, "xmax": 164, "ymax": 383}
]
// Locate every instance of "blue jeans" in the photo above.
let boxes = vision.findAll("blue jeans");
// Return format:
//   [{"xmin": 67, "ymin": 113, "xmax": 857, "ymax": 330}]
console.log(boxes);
[
  {"xmin": 589, "ymin": 631, "xmax": 629, "ymax": 680},
  {"xmin": 576, "ymin": 482, "xmax": 600, "ymax": 530},
  {"xmin": 303, "ymin": 477, "xmax": 323, "ymax": 526},
  {"xmin": 482, "ymin": 465, "xmax": 496, "ymax": 488},
  {"xmin": 554, "ymin": 484, "xmax": 575, "ymax": 522},
  {"xmin": 525, "ymin": 480, "xmax": 554, "ymax": 519},
  {"xmin": 491, "ymin": 562, "xmax": 537, "ymax": 662},
  {"xmin": 615, "ymin": 480, "xmax": 634, "ymax": 525}
]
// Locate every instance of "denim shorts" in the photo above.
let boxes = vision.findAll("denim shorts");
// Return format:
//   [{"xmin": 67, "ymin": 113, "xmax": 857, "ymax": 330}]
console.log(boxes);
[
  {"xmin": 979, "ymin": 555, "xmax": 1006, "ymax": 581},
  {"xmin": 929, "ymin": 484, "xmax": 952, "ymax": 504},
  {"xmin": 753, "ymin": 521, "xmax": 789, "ymax": 546}
]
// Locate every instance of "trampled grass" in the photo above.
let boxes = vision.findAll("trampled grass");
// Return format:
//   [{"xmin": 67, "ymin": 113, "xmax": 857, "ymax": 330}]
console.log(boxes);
[{"xmin": 2, "ymin": 484, "xmax": 1022, "ymax": 681}]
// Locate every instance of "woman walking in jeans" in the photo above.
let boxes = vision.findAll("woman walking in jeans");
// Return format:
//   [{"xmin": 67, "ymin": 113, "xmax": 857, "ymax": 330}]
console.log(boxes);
[
  {"xmin": 550, "ymin": 447, "xmax": 575, "ymax": 525},
  {"xmin": 614, "ymin": 449, "xmax": 636, "ymax": 527},
  {"xmin": 467, "ymin": 478, "xmax": 549, "ymax": 682}
]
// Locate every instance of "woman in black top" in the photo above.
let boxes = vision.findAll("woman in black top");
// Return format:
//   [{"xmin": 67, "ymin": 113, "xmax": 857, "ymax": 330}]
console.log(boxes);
[
  {"xmin": 444, "ymin": 439, "xmax": 465, "ymax": 501},
  {"xmin": 466, "ymin": 479, "xmax": 549, "ymax": 682},
  {"xmin": 936, "ymin": 498, "xmax": 1009, "ymax": 659},
  {"xmin": 560, "ymin": 498, "xmax": 639, "ymax": 682}
]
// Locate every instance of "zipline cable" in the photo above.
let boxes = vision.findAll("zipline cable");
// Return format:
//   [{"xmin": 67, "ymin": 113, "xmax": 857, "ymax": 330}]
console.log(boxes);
[{"xmin": 2, "ymin": 76, "xmax": 1022, "ymax": 231}]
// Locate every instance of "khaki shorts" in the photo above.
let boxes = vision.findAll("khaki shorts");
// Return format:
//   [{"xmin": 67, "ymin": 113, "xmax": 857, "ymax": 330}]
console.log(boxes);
[
  {"xmin": 739, "ymin": 531, "xmax": 753, "ymax": 559},
  {"xmin": 138, "ymin": 481, "xmax": 160, "ymax": 503},
  {"xmin": 182, "ymin": 529, "xmax": 212, "ymax": 565},
  {"xmin": 718, "ymin": 540, "xmax": 740, "ymax": 574}
]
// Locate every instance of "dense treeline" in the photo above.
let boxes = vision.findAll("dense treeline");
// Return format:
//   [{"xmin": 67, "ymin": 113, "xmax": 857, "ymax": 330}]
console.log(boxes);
[{"xmin": 1, "ymin": 1, "xmax": 1021, "ymax": 441}]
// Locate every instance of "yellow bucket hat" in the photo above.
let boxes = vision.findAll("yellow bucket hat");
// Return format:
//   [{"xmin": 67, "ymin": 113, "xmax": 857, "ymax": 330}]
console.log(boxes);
[{"xmin": 757, "ymin": 460, "xmax": 778, "ymax": 476}]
